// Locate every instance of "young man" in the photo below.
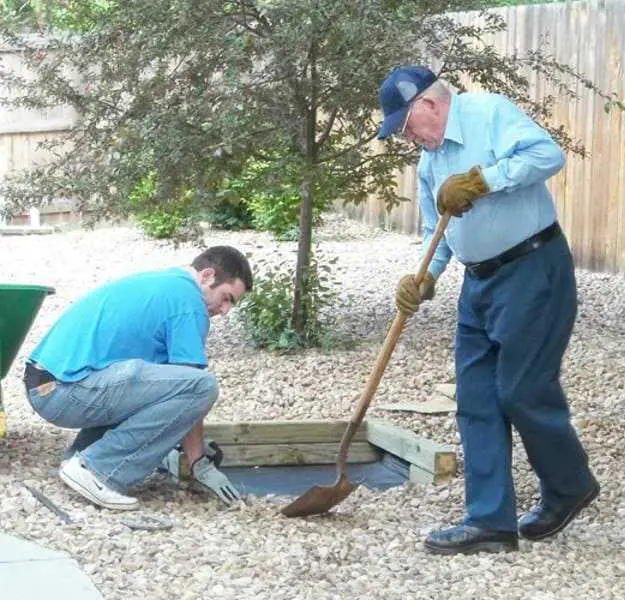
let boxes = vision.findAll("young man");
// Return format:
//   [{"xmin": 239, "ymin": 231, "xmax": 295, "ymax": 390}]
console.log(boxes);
[
  {"xmin": 378, "ymin": 66, "xmax": 598, "ymax": 554},
  {"xmin": 24, "ymin": 245, "xmax": 252, "ymax": 510}
]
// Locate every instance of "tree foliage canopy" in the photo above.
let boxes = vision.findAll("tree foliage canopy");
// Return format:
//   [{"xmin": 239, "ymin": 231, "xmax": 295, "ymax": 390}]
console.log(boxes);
[
  {"xmin": 2, "ymin": 0, "xmax": 606, "ymax": 215},
  {"xmin": 1, "ymin": 0, "xmax": 619, "ymax": 335}
]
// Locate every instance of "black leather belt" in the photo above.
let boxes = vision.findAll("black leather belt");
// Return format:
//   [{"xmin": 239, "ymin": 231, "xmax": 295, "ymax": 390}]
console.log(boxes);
[
  {"xmin": 24, "ymin": 363, "xmax": 57, "ymax": 390},
  {"xmin": 464, "ymin": 221, "xmax": 562, "ymax": 279}
]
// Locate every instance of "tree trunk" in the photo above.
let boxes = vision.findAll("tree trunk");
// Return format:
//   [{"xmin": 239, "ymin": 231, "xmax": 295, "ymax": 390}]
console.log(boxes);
[
  {"xmin": 291, "ymin": 39, "xmax": 318, "ymax": 336},
  {"xmin": 292, "ymin": 173, "xmax": 314, "ymax": 334}
]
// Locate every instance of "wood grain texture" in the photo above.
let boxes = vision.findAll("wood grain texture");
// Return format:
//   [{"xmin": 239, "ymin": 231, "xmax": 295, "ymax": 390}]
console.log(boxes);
[
  {"xmin": 218, "ymin": 442, "xmax": 381, "ymax": 467},
  {"xmin": 203, "ymin": 420, "xmax": 367, "ymax": 445},
  {"xmin": 365, "ymin": 418, "xmax": 456, "ymax": 477}
]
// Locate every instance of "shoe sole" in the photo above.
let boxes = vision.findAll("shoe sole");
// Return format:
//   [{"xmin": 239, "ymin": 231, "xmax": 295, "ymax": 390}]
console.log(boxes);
[
  {"xmin": 424, "ymin": 540, "xmax": 519, "ymax": 555},
  {"xmin": 60, "ymin": 466, "xmax": 138, "ymax": 511},
  {"xmin": 520, "ymin": 485, "xmax": 599, "ymax": 541}
]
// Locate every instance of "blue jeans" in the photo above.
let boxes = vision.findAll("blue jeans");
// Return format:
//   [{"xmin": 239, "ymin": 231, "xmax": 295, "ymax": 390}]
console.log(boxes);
[
  {"xmin": 456, "ymin": 234, "xmax": 594, "ymax": 531},
  {"xmin": 26, "ymin": 359, "xmax": 218, "ymax": 491}
]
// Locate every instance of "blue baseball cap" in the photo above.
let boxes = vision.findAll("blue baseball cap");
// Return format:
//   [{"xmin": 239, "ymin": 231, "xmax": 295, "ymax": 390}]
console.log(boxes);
[{"xmin": 378, "ymin": 66, "xmax": 437, "ymax": 139}]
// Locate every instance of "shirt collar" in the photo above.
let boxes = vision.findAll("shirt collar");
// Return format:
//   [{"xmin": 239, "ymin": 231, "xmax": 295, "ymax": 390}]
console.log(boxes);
[{"xmin": 442, "ymin": 94, "xmax": 463, "ymax": 146}]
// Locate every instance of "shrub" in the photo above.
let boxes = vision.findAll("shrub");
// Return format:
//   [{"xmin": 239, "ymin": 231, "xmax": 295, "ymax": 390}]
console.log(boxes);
[
  {"xmin": 211, "ymin": 156, "xmax": 331, "ymax": 239},
  {"xmin": 128, "ymin": 172, "xmax": 191, "ymax": 239},
  {"xmin": 137, "ymin": 210, "xmax": 184, "ymax": 239},
  {"xmin": 247, "ymin": 187, "xmax": 302, "ymax": 240},
  {"xmin": 235, "ymin": 251, "xmax": 342, "ymax": 350},
  {"xmin": 202, "ymin": 197, "xmax": 255, "ymax": 231}
]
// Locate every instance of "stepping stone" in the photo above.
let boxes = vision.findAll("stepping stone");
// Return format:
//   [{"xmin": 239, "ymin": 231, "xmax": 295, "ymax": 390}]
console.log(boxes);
[{"xmin": 0, "ymin": 534, "xmax": 103, "ymax": 600}]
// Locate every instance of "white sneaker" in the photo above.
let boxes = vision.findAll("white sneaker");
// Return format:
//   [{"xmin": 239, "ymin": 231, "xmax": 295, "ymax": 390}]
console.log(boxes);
[{"xmin": 59, "ymin": 455, "xmax": 139, "ymax": 511}]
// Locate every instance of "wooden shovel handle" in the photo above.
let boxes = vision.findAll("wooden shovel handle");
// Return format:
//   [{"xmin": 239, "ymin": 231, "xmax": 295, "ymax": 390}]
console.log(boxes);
[{"xmin": 336, "ymin": 213, "xmax": 451, "ymax": 476}]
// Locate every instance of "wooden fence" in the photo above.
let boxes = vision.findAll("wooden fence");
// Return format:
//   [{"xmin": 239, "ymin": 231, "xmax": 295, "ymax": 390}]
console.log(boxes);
[
  {"xmin": 341, "ymin": 0, "xmax": 625, "ymax": 273},
  {"xmin": 0, "ymin": 36, "xmax": 78, "ymax": 225},
  {"xmin": 1, "ymin": 2, "xmax": 624, "ymax": 270}
]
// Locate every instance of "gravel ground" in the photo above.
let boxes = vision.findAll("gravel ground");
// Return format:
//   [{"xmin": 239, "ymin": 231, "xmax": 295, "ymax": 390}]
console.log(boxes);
[{"xmin": 1, "ymin": 215, "xmax": 625, "ymax": 600}]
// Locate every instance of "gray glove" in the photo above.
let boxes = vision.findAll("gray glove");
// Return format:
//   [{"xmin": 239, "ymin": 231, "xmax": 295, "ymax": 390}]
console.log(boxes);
[
  {"xmin": 191, "ymin": 455, "xmax": 241, "ymax": 505},
  {"xmin": 161, "ymin": 446, "xmax": 185, "ymax": 479},
  {"xmin": 161, "ymin": 440, "xmax": 224, "ymax": 479}
]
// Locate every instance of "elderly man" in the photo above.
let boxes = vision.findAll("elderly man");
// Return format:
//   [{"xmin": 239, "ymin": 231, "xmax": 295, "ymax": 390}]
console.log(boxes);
[
  {"xmin": 24, "ymin": 245, "xmax": 252, "ymax": 510},
  {"xmin": 378, "ymin": 65, "xmax": 598, "ymax": 554}
]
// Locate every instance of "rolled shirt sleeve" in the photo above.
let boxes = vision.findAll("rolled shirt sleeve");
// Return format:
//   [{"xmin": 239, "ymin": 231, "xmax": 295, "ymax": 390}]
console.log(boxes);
[{"xmin": 480, "ymin": 97, "xmax": 565, "ymax": 193}]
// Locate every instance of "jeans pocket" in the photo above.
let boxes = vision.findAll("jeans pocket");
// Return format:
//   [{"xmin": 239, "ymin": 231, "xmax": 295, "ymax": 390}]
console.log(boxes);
[{"xmin": 29, "ymin": 383, "xmax": 67, "ymax": 424}]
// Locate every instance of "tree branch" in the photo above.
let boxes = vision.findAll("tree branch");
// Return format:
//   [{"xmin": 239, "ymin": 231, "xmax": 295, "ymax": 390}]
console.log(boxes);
[{"xmin": 319, "ymin": 130, "xmax": 379, "ymax": 163}]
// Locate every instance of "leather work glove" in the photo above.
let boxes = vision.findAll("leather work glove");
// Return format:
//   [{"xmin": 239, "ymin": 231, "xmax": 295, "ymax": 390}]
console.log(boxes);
[
  {"xmin": 192, "ymin": 455, "xmax": 241, "ymax": 505},
  {"xmin": 436, "ymin": 166, "xmax": 489, "ymax": 217},
  {"xmin": 396, "ymin": 271, "xmax": 436, "ymax": 316}
]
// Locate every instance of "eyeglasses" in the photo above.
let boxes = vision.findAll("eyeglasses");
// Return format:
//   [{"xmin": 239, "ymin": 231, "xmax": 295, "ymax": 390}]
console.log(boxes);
[
  {"xmin": 399, "ymin": 104, "xmax": 414, "ymax": 138},
  {"xmin": 398, "ymin": 95, "xmax": 424, "ymax": 138}
]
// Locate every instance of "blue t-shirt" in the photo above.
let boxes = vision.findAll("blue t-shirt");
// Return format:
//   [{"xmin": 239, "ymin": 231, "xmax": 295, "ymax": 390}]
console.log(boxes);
[{"xmin": 30, "ymin": 268, "xmax": 210, "ymax": 382}]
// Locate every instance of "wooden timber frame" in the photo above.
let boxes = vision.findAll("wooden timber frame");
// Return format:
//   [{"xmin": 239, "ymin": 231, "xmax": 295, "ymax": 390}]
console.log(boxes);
[{"xmin": 199, "ymin": 418, "xmax": 457, "ymax": 485}]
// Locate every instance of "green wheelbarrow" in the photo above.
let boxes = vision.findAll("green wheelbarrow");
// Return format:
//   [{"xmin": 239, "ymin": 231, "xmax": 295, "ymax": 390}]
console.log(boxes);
[{"xmin": 0, "ymin": 284, "xmax": 55, "ymax": 437}]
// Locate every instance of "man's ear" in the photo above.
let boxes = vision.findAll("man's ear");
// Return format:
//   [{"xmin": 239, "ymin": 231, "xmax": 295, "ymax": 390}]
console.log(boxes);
[
  {"xmin": 423, "ymin": 96, "xmax": 437, "ymax": 113},
  {"xmin": 198, "ymin": 267, "xmax": 215, "ymax": 285}
]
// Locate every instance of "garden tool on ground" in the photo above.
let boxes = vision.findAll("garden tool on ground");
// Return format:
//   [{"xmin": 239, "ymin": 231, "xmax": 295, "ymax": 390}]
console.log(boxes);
[{"xmin": 281, "ymin": 213, "xmax": 451, "ymax": 518}]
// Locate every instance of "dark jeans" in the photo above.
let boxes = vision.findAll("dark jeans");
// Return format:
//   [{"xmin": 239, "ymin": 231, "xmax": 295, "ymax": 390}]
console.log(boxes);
[{"xmin": 455, "ymin": 233, "xmax": 594, "ymax": 531}]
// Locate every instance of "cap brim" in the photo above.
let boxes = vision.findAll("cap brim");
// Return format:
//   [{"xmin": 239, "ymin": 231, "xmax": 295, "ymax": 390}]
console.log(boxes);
[{"xmin": 378, "ymin": 106, "xmax": 409, "ymax": 140}]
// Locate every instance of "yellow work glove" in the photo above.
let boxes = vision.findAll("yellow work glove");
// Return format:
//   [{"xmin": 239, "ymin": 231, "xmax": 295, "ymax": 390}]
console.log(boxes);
[
  {"xmin": 396, "ymin": 271, "xmax": 436, "ymax": 316},
  {"xmin": 436, "ymin": 166, "xmax": 489, "ymax": 217}
]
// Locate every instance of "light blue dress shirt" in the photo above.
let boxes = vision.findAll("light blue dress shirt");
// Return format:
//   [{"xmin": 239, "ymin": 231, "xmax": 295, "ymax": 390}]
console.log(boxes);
[{"xmin": 418, "ymin": 92, "xmax": 565, "ymax": 278}]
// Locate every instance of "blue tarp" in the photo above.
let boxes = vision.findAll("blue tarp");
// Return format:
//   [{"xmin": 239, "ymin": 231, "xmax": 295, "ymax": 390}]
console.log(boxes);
[{"xmin": 220, "ymin": 452, "xmax": 410, "ymax": 496}]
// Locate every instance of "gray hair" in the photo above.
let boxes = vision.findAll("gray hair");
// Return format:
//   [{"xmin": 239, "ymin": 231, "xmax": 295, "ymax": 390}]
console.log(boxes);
[{"xmin": 422, "ymin": 80, "xmax": 451, "ymax": 100}]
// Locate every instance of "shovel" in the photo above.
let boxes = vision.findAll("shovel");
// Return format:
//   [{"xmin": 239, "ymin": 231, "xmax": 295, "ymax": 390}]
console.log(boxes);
[{"xmin": 281, "ymin": 213, "xmax": 451, "ymax": 518}]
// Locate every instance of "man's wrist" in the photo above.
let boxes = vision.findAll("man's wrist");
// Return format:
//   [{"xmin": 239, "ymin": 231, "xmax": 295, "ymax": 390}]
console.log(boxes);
[
  {"xmin": 205, "ymin": 440, "xmax": 224, "ymax": 467},
  {"xmin": 479, "ymin": 164, "xmax": 501, "ymax": 193}
]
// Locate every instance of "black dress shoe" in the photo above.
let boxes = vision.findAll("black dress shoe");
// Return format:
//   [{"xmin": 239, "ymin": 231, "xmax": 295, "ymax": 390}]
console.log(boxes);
[
  {"xmin": 518, "ymin": 480, "xmax": 600, "ymax": 541},
  {"xmin": 424, "ymin": 524, "xmax": 519, "ymax": 555}
]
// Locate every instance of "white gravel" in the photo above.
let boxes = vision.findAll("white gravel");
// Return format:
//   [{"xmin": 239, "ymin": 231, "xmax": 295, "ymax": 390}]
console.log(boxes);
[{"xmin": 1, "ymin": 214, "xmax": 625, "ymax": 599}]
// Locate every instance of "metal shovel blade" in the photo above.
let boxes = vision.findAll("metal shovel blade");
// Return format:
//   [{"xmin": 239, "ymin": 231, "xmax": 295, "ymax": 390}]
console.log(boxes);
[{"xmin": 281, "ymin": 474, "xmax": 358, "ymax": 518}]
